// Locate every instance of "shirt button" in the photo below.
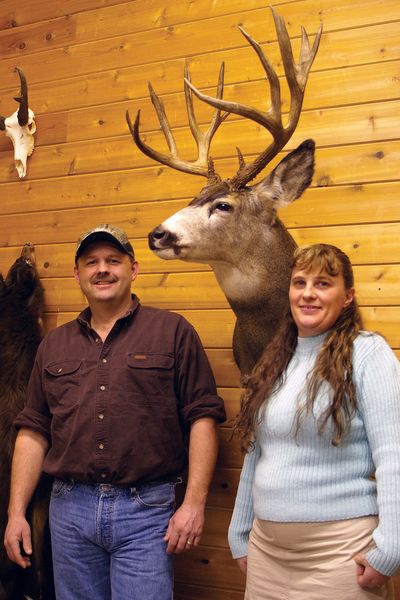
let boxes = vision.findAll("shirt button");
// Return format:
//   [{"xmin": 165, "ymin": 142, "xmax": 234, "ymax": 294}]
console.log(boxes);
[
  {"xmin": 95, "ymin": 338, "xmax": 100, "ymax": 343},
  {"xmin": 98, "ymin": 443, "xmax": 104, "ymax": 450},
  {"xmin": 102, "ymin": 358, "xmax": 107, "ymax": 363},
  {"xmin": 101, "ymin": 473, "xmax": 107, "ymax": 479},
  {"xmin": 100, "ymin": 385, "xmax": 106, "ymax": 391},
  {"xmin": 57, "ymin": 368, "xmax": 63, "ymax": 373},
  {"xmin": 98, "ymin": 413, "xmax": 104, "ymax": 420}
]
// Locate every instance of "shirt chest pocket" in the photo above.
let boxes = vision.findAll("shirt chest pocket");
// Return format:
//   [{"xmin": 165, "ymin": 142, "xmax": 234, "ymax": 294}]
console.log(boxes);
[
  {"xmin": 44, "ymin": 360, "xmax": 82, "ymax": 410},
  {"xmin": 126, "ymin": 353, "xmax": 175, "ymax": 400}
]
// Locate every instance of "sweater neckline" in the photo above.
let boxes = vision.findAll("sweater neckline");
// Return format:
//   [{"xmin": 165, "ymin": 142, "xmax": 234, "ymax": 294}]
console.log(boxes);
[{"xmin": 296, "ymin": 331, "xmax": 328, "ymax": 354}]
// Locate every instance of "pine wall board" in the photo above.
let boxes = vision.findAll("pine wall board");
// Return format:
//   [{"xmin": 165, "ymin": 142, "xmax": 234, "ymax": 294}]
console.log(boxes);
[{"xmin": 0, "ymin": 0, "xmax": 399, "ymax": 597}]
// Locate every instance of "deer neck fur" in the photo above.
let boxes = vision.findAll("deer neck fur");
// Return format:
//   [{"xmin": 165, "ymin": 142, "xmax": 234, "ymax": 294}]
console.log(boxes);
[
  {"xmin": 211, "ymin": 222, "xmax": 297, "ymax": 374},
  {"xmin": 211, "ymin": 219, "xmax": 296, "ymax": 307}
]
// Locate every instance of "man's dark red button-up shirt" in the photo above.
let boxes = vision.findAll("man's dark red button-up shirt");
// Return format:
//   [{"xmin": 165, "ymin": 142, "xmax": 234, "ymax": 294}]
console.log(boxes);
[{"xmin": 15, "ymin": 296, "xmax": 226, "ymax": 486}]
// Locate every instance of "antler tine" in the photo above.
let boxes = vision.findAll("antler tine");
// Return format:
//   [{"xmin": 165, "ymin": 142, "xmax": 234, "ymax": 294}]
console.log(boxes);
[
  {"xmin": 204, "ymin": 62, "xmax": 230, "ymax": 141},
  {"xmin": 184, "ymin": 62, "xmax": 229, "ymax": 180},
  {"xmin": 299, "ymin": 24, "xmax": 322, "ymax": 88},
  {"xmin": 238, "ymin": 24, "xmax": 281, "ymax": 130},
  {"xmin": 272, "ymin": 8, "xmax": 322, "ymax": 127},
  {"xmin": 148, "ymin": 81, "xmax": 179, "ymax": 158},
  {"xmin": 126, "ymin": 65, "xmax": 230, "ymax": 180},
  {"xmin": 126, "ymin": 108, "xmax": 208, "ymax": 177},
  {"xmin": 236, "ymin": 147, "xmax": 246, "ymax": 170},
  {"xmin": 184, "ymin": 8, "xmax": 322, "ymax": 188},
  {"xmin": 14, "ymin": 67, "xmax": 29, "ymax": 126}
]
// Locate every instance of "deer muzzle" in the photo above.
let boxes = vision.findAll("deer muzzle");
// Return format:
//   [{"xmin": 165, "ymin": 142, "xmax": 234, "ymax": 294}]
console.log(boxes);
[{"xmin": 148, "ymin": 227, "xmax": 178, "ymax": 251}]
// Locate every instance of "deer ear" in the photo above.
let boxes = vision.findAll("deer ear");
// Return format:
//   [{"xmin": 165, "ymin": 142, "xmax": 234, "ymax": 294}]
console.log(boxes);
[{"xmin": 253, "ymin": 139, "xmax": 315, "ymax": 208}]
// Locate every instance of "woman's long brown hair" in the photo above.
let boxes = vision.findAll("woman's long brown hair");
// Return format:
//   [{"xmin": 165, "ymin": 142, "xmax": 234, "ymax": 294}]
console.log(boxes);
[{"xmin": 234, "ymin": 244, "xmax": 364, "ymax": 451}]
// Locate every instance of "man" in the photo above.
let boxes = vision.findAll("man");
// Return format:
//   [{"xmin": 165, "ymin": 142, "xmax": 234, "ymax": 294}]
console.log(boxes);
[{"xmin": 5, "ymin": 224, "xmax": 225, "ymax": 600}]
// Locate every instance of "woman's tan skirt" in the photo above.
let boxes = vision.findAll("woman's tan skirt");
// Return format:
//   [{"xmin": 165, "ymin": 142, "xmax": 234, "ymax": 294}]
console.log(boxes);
[{"xmin": 245, "ymin": 517, "xmax": 394, "ymax": 600}]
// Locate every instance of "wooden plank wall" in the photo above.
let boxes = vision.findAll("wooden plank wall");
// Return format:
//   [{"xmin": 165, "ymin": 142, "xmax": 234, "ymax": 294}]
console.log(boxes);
[{"xmin": 0, "ymin": 0, "xmax": 399, "ymax": 597}]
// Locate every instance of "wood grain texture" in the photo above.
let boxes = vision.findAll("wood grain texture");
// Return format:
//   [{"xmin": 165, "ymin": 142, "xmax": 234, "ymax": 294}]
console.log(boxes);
[{"xmin": 0, "ymin": 1, "xmax": 399, "ymax": 597}]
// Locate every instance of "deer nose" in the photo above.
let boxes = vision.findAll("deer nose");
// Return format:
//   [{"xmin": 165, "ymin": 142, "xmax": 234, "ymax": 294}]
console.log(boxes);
[
  {"xmin": 153, "ymin": 228, "xmax": 166, "ymax": 240},
  {"xmin": 148, "ymin": 227, "xmax": 177, "ymax": 249}
]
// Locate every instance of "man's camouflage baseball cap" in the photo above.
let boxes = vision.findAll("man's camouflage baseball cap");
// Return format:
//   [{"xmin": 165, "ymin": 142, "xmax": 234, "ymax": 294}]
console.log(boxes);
[{"xmin": 75, "ymin": 224, "xmax": 135, "ymax": 262}]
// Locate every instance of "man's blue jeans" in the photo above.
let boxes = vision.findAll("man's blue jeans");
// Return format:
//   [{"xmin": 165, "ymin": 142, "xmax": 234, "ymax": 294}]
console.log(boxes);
[{"xmin": 49, "ymin": 479, "xmax": 175, "ymax": 599}]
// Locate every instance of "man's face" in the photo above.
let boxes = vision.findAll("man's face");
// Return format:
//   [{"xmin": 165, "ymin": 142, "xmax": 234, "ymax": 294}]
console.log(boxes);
[{"xmin": 74, "ymin": 241, "xmax": 138, "ymax": 307}]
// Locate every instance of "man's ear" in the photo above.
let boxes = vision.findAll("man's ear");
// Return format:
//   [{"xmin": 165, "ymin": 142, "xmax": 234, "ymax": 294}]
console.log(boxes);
[
  {"xmin": 74, "ymin": 265, "xmax": 80, "ymax": 284},
  {"xmin": 131, "ymin": 261, "xmax": 139, "ymax": 282}
]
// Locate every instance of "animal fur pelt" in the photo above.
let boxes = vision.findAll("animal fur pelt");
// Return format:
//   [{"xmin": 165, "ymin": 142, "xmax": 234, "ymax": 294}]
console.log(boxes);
[{"xmin": 0, "ymin": 245, "xmax": 54, "ymax": 600}]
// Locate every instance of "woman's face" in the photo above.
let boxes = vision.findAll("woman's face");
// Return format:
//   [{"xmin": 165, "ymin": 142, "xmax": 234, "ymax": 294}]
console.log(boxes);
[{"xmin": 289, "ymin": 265, "xmax": 354, "ymax": 337}]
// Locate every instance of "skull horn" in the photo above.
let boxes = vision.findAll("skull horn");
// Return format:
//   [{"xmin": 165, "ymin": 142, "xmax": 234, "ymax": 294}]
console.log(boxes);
[{"xmin": 14, "ymin": 67, "xmax": 29, "ymax": 126}]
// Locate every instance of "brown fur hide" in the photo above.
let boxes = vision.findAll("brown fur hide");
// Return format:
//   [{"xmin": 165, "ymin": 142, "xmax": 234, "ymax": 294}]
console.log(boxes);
[{"xmin": 0, "ymin": 246, "xmax": 54, "ymax": 600}]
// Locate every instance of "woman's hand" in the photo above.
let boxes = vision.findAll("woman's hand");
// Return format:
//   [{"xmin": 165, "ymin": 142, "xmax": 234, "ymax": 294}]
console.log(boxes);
[
  {"xmin": 236, "ymin": 556, "xmax": 248, "ymax": 574},
  {"xmin": 353, "ymin": 554, "xmax": 389, "ymax": 589}
]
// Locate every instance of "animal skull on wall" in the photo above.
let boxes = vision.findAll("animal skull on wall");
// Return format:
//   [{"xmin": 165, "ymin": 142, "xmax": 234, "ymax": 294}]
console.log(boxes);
[{"xmin": 0, "ymin": 68, "xmax": 36, "ymax": 178}]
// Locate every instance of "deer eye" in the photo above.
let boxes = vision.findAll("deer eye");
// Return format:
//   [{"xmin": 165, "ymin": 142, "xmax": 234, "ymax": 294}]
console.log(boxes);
[{"xmin": 214, "ymin": 202, "xmax": 232, "ymax": 212}]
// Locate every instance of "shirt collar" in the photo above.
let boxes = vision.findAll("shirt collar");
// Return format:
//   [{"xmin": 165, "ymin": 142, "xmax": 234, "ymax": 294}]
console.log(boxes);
[{"xmin": 77, "ymin": 294, "xmax": 141, "ymax": 330}]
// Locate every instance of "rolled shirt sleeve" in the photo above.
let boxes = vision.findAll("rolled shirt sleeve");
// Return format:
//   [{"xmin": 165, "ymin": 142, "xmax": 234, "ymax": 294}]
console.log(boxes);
[
  {"xmin": 175, "ymin": 318, "xmax": 226, "ymax": 425},
  {"xmin": 14, "ymin": 338, "xmax": 52, "ymax": 441}
]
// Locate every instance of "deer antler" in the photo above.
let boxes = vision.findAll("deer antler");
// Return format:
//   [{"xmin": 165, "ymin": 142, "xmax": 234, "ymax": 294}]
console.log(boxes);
[
  {"xmin": 126, "ymin": 63, "xmax": 228, "ymax": 183},
  {"xmin": 185, "ymin": 8, "xmax": 322, "ymax": 188}
]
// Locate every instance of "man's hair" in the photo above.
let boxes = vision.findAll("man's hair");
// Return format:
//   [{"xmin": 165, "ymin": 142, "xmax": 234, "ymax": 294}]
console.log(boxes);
[{"xmin": 234, "ymin": 243, "xmax": 364, "ymax": 451}]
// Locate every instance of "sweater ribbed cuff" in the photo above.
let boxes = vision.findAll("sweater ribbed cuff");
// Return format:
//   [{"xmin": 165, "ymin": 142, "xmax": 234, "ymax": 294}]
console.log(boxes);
[
  {"xmin": 366, "ymin": 547, "xmax": 400, "ymax": 577},
  {"xmin": 228, "ymin": 532, "xmax": 249, "ymax": 560}
]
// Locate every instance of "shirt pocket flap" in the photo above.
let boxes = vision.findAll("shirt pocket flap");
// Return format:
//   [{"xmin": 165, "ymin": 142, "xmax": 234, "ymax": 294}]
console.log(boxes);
[
  {"xmin": 127, "ymin": 353, "xmax": 174, "ymax": 370},
  {"xmin": 44, "ymin": 361, "xmax": 82, "ymax": 377}
]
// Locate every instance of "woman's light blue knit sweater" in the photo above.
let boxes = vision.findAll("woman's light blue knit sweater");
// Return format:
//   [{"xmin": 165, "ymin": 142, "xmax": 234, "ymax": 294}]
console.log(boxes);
[{"xmin": 228, "ymin": 332, "xmax": 400, "ymax": 576}]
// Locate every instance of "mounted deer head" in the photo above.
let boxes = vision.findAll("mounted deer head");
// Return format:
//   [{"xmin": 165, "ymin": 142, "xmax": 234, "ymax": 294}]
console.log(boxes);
[
  {"xmin": 127, "ymin": 9, "xmax": 322, "ymax": 375},
  {"xmin": 0, "ymin": 68, "xmax": 36, "ymax": 178}
]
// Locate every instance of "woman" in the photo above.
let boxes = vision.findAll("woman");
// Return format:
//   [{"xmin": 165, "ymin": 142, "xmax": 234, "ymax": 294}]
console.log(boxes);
[{"xmin": 229, "ymin": 244, "xmax": 400, "ymax": 599}]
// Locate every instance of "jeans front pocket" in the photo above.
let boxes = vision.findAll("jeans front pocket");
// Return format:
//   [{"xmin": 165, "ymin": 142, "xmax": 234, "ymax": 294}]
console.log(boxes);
[{"xmin": 133, "ymin": 482, "xmax": 175, "ymax": 508}]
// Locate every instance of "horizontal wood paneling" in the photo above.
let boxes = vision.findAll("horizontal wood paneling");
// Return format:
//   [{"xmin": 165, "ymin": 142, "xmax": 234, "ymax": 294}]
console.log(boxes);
[
  {"xmin": 1, "ymin": 46, "xmax": 397, "ymax": 120},
  {"xmin": 60, "ymin": 97, "xmax": 400, "ymax": 147},
  {"xmin": 208, "ymin": 468, "xmax": 241, "ymax": 509},
  {"xmin": 1, "ymin": 124, "xmax": 399, "ymax": 183},
  {"xmin": 174, "ymin": 582, "xmax": 244, "ymax": 600},
  {"xmin": 41, "ymin": 306, "xmax": 400, "ymax": 350},
  {"xmin": 174, "ymin": 545, "xmax": 245, "ymax": 589},
  {"xmin": 2, "ymin": 0, "xmax": 398, "ymax": 58},
  {"xmin": 0, "ymin": 0, "xmax": 134, "ymax": 30},
  {"xmin": 0, "ymin": 1, "xmax": 399, "ymax": 92},
  {"xmin": 0, "ymin": 175, "xmax": 399, "ymax": 225},
  {"xmin": 18, "ymin": 262, "xmax": 399, "ymax": 314},
  {"xmin": 201, "ymin": 508, "xmax": 231, "ymax": 548},
  {"xmin": 2, "ymin": 86, "xmax": 399, "ymax": 154},
  {"xmin": 0, "ymin": 2, "xmax": 398, "ymax": 597}
]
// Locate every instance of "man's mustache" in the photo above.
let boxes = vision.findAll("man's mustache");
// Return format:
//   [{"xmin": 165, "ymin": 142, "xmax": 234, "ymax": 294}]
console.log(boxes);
[{"xmin": 90, "ymin": 274, "xmax": 117, "ymax": 284}]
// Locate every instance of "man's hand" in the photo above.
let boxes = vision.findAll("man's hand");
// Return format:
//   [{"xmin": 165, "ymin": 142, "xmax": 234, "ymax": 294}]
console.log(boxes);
[
  {"xmin": 4, "ymin": 515, "xmax": 32, "ymax": 568},
  {"xmin": 164, "ymin": 418, "xmax": 218, "ymax": 554},
  {"xmin": 164, "ymin": 502, "xmax": 205, "ymax": 554},
  {"xmin": 5, "ymin": 428, "xmax": 48, "ymax": 569},
  {"xmin": 354, "ymin": 554, "xmax": 389, "ymax": 589}
]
